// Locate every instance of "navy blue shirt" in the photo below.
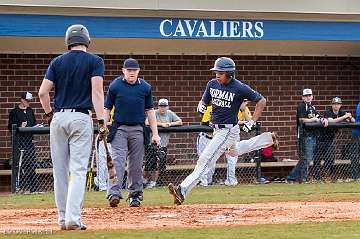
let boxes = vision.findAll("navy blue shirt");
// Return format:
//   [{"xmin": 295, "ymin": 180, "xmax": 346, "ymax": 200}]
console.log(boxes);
[
  {"xmin": 44, "ymin": 50, "xmax": 104, "ymax": 110},
  {"xmin": 202, "ymin": 78, "xmax": 263, "ymax": 124},
  {"xmin": 105, "ymin": 76, "xmax": 153, "ymax": 125}
]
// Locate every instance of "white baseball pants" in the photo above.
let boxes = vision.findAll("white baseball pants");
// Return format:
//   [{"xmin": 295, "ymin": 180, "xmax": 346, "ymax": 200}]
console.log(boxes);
[
  {"xmin": 180, "ymin": 125, "xmax": 240, "ymax": 198},
  {"xmin": 50, "ymin": 111, "xmax": 93, "ymax": 228}
]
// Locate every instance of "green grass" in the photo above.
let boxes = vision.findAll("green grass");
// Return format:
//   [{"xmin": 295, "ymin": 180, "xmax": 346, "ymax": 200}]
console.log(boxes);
[
  {"xmin": 3, "ymin": 221, "xmax": 360, "ymax": 239},
  {"xmin": 1, "ymin": 182, "xmax": 360, "ymax": 209},
  {"xmin": 1, "ymin": 182, "xmax": 360, "ymax": 238}
]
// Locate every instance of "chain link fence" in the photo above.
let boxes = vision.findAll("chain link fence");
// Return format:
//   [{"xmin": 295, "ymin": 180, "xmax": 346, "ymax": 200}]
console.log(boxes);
[
  {"xmin": 11, "ymin": 125, "xmax": 53, "ymax": 193},
  {"xmin": 297, "ymin": 122, "xmax": 360, "ymax": 182},
  {"xmin": 11, "ymin": 122, "xmax": 360, "ymax": 193},
  {"xmin": 11, "ymin": 124, "xmax": 261, "ymax": 193}
]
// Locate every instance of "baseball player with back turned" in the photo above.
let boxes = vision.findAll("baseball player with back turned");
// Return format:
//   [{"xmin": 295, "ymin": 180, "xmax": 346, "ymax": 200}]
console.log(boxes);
[
  {"xmin": 39, "ymin": 24, "xmax": 106, "ymax": 230},
  {"xmin": 168, "ymin": 57, "xmax": 278, "ymax": 205}
]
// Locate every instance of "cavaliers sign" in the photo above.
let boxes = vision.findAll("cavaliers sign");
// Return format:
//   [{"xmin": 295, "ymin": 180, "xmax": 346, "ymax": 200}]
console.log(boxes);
[
  {"xmin": 0, "ymin": 14, "xmax": 359, "ymax": 41},
  {"xmin": 159, "ymin": 19, "xmax": 264, "ymax": 39}
]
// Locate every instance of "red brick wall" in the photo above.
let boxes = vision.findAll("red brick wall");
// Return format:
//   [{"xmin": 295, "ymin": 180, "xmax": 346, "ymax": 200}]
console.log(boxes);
[{"xmin": 0, "ymin": 54, "xmax": 359, "ymax": 167}]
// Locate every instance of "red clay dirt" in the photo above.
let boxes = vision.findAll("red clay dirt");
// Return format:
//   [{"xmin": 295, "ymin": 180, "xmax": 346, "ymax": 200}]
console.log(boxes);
[{"xmin": 1, "ymin": 201, "xmax": 360, "ymax": 231}]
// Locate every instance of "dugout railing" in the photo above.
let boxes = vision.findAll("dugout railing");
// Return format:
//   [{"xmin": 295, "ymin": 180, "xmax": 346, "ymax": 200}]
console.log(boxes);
[
  {"xmin": 297, "ymin": 122, "xmax": 360, "ymax": 182},
  {"xmin": 10, "ymin": 123, "xmax": 262, "ymax": 193}
]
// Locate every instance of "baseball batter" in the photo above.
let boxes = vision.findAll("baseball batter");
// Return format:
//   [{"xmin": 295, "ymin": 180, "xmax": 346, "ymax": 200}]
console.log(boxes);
[
  {"xmin": 169, "ymin": 57, "xmax": 277, "ymax": 205},
  {"xmin": 39, "ymin": 24, "xmax": 106, "ymax": 230}
]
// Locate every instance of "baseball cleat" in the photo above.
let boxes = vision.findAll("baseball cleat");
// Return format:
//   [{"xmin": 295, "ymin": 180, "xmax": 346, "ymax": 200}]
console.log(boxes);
[
  {"xmin": 129, "ymin": 197, "xmax": 141, "ymax": 207},
  {"xmin": 108, "ymin": 194, "xmax": 121, "ymax": 207},
  {"xmin": 65, "ymin": 223, "xmax": 87, "ymax": 230},
  {"xmin": 271, "ymin": 132, "xmax": 280, "ymax": 150},
  {"xmin": 168, "ymin": 183, "xmax": 184, "ymax": 205}
]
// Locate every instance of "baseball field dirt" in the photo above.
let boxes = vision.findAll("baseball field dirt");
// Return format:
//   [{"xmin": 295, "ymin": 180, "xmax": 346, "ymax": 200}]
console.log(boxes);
[{"xmin": 1, "ymin": 201, "xmax": 360, "ymax": 231}]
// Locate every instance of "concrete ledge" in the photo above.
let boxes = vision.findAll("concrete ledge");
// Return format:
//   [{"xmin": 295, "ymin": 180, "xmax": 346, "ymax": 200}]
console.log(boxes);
[
  {"xmin": 0, "ymin": 160, "xmax": 351, "ymax": 175},
  {"xmin": 0, "ymin": 170, "xmax": 11, "ymax": 176}
]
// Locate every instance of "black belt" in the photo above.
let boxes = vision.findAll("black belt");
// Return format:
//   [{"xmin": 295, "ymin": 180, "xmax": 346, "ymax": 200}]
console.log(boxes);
[
  {"xmin": 55, "ymin": 109, "xmax": 90, "ymax": 115},
  {"xmin": 200, "ymin": 132, "xmax": 213, "ymax": 139},
  {"xmin": 214, "ymin": 124, "xmax": 236, "ymax": 129}
]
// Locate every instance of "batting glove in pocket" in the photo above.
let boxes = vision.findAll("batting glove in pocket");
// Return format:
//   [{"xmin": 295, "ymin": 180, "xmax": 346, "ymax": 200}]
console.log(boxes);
[
  {"xmin": 197, "ymin": 102, "xmax": 207, "ymax": 114},
  {"xmin": 242, "ymin": 120, "xmax": 255, "ymax": 132}
]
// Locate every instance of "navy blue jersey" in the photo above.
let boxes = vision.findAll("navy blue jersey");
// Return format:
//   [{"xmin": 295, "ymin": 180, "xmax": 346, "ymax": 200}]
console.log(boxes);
[
  {"xmin": 44, "ymin": 50, "xmax": 104, "ymax": 110},
  {"xmin": 105, "ymin": 76, "xmax": 153, "ymax": 125},
  {"xmin": 202, "ymin": 78, "xmax": 263, "ymax": 124}
]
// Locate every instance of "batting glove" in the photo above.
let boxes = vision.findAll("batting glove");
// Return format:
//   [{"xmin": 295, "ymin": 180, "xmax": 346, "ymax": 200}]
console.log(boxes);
[
  {"xmin": 197, "ymin": 102, "xmax": 207, "ymax": 114},
  {"xmin": 98, "ymin": 119, "xmax": 109, "ymax": 141},
  {"xmin": 242, "ymin": 120, "xmax": 255, "ymax": 132}
]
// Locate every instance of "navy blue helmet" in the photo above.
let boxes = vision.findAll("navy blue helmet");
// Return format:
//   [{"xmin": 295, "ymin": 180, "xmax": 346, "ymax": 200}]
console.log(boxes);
[{"xmin": 210, "ymin": 57, "xmax": 236, "ymax": 72}]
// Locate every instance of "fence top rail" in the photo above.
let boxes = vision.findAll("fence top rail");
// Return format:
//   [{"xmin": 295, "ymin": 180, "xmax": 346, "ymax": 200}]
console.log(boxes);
[
  {"xmin": 304, "ymin": 122, "xmax": 360, "ymax": 129},
  {"xmin": 15, "ymin": 124, "xmax": 214, "ymax": 134},
  {"xmin": 15, "ymin": 123, "xmax": 261, "ymax": 135}
]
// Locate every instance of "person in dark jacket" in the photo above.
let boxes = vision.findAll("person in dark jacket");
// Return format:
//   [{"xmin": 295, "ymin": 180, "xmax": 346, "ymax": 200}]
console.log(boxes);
[{"xmin": 8, "ymin": 91, "xmax": 37, "ymax": 192}]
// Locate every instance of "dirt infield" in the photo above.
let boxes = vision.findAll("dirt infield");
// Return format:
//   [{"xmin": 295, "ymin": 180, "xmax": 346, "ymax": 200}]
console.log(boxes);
[{"xmin": 1, "ymin": 201, "xmax": 360, "ymax": 231}]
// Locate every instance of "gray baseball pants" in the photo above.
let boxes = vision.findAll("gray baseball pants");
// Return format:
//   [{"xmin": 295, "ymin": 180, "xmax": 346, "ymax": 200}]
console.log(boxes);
[
  {"xmin": 108, "ymin": 125, "xmax": 144, "ymax": 198},
  {"xmin": 50, "ymin": 111, "xmax": 93, "ymax": 228},
  {"xmin": 180, "ymin": 125, "xmax": 240, "ymax": 198}
]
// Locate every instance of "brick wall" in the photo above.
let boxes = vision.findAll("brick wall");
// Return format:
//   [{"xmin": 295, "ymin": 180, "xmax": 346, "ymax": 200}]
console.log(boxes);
[{"xmin": 0, "ymin": 54, "xmax": 359, "ymax": 168}]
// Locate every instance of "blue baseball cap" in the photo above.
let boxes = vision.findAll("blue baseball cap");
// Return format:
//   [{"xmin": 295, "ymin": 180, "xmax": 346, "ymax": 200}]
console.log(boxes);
[{"xmin": 123, "ymin": 58, "xmax": 140, "ymax": 69}]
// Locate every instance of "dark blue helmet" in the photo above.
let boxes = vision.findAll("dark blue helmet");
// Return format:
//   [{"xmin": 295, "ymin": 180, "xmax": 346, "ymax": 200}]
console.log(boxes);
[
  {"xmin": 65, "ymin": 24, "xmax": 91, "ymax": 50},
  {"xmin": 210, "ymin": 57, "xmax": 236, "ymax": 72}
]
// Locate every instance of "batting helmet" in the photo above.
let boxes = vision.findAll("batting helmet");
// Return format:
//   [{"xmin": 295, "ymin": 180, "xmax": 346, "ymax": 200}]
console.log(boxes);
[
  {"xmin": 210, "ymin": 57, "xmax": 236, "ymax": 72},
  {"xmin": 65, "ymin": 24, "xmax": 91, "ymax": 50}
]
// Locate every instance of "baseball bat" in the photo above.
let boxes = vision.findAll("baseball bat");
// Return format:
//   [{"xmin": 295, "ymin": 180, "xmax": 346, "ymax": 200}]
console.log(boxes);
[
  {"xmin": 86, "ymin": 149, "xmax": 96, "ymax": 191},
  {"xmin": 102, "ymin": 135, "xmax": 117, "ymax": 184},
  {"xmin": 16, "ymin": 150, "xmax": 24, "ymax": 193}
]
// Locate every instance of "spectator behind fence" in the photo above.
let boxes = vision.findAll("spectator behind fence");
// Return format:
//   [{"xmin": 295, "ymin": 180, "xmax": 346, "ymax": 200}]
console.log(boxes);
[
  {"xmin": 8, "ymin": 92, "xmax": 37, "ymax": 193},
  {"xmin": 143, "ymin": 98, "xmax": 182, "ymax": 188},
  {"xmin": 351, "ymin": 102, "xmax": 360, "ymax": 180},
  {"xmin": 315, "ymin": 97, "xmax": 355, "ymax": 181},
  {"xmin": 287, "ymin": 89, "xmax": 328, "ymax": 183}
]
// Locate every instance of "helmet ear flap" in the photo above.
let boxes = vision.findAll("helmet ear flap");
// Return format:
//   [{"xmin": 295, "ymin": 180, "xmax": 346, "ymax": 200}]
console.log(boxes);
[{"xmin": 225, "ymin": 71, "xmax": 235, "ymax": 79}]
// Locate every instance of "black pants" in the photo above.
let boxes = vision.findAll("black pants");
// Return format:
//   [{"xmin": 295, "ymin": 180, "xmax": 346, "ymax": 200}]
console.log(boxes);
[
  {"xmin": 144, "ymin": 145, "xmax": 167, "ymax": 172},
  {"xmin": 18, "ymin": 143, "xmax": 37, "ymax": 192}
]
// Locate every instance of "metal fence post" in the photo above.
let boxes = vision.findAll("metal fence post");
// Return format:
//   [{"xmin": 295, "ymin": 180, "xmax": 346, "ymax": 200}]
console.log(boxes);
[
  {"xmin": 11, "ymin": 124, "xmax": 19, "ymax": 193},
  {"xmin": 255, "ymin": 122, "xmax": 261, "ymax": 181}
]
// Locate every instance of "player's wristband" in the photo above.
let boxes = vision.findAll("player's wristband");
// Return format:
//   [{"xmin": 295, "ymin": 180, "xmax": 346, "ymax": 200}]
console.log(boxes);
[{"xmin": 44, "ymin": 111, "xmax": 53, "ymax": 117}]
